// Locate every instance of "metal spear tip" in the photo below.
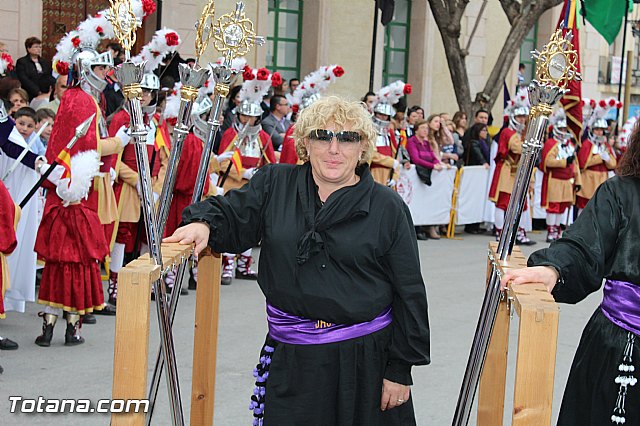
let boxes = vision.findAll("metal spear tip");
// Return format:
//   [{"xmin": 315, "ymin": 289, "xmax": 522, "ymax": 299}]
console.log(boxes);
[{"xmin": 75, "ymin": 113, "xmax": 96, "ymax": 138}]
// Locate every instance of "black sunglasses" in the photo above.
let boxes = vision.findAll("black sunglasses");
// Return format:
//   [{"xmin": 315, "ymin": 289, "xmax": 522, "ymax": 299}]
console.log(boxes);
[{"xmin": 308, "ymin": 129, "xmax": 361, "ymax": 143}]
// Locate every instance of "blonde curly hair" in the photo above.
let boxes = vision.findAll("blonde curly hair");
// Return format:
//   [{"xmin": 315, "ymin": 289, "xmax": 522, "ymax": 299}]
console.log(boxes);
[{"xmin": 293, "ymin": 96, "xmax": 376, "ymax": 164}]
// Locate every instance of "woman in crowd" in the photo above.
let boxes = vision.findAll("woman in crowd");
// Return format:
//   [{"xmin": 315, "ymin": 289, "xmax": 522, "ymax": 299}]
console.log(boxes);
[
  {"xmin": 502, "ymin": 123, "xmax": 640, "ymax": 425},
  {"xmin": 406, "ymin": 116, "xmax": 449, "ymax": 240},
  {"xmin": 462, "ymin": 122, "xmax": 490, "ymax": 235},
  {"xmin": 14, "ymin": 37, "xmax": 52, "ymax": 100},
  {"xmin": 452, "ymin": 111, "xmax": 467, "ymax": 154},
  {"xmin": 166, "ymin": 96, "xmax": 430, "ymax": 425},
  {"xmin": 221, "ymin": 84, "xmax": 242, "ymax": 135}
]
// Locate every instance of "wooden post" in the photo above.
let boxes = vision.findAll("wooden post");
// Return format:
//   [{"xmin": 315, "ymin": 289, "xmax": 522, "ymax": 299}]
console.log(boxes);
[
  {"xmin": 511, "ymin": 283, "xmax": 559, "ymax": 426},
  {"xmin": 190, "ymin": 248, "xmax": 222, "ymax": 425},
  {"xmin": 112, "ymin": 258, "xmax": 159, "ymax": 426},
  {"xmin": 477, "ymin": 242, "xmax": 559, "ymax": 425}
]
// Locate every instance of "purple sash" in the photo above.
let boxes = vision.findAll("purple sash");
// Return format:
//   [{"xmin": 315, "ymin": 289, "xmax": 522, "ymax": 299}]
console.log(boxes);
[
  {"xmin": 600, "ymin": 279, "xmax": 640, "ymax": 336},
  {"xmin": 266, "ymin": 303, "xmax": 392, "ymax": 345}
]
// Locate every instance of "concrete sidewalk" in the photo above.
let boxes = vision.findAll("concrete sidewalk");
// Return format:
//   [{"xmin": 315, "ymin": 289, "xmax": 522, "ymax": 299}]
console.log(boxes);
[{"xmin": 0, "ymin": 229, "xmax": 600, "ymax": 425}]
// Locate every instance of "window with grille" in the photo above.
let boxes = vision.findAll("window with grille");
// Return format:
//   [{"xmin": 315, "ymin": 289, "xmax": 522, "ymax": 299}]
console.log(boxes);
[{"xmin": 382, "ymin": 0, "xmax": 412, "ymax": 86}]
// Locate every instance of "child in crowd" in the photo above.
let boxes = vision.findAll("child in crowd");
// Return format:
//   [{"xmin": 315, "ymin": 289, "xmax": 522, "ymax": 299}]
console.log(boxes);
[
  {"xmin": 35, "ymin": 108, "xmax": 54, "ymax": 150},
  {"xmin": 8, "ymin": 88, "xmax": 28, "ymax": 117},
  {"xmin": 13, "ymin": 107, "xmax": 45, "ymax": 155}
]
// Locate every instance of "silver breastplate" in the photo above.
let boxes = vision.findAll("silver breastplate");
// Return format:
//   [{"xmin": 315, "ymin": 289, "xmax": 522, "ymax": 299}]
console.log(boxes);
[{"xmin": 236, "ymin": 124, "xmax": 262, "ymax": 158}]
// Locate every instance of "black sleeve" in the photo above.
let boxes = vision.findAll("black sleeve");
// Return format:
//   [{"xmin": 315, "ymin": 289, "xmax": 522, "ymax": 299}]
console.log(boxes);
[
  {"xmin": 382, "ymin": 201, "xmax": 431, "ymax": 385},
  {"xmin": 528, "ymin": 180, "xmax": 622, "ymax": 304},
  {"xmin": 0, "ymin": 121, "xmax": 39, "ymax": 170},
  {"xmin": 181, "ymin": 165, "xmax": 273, "ymax": 254}
]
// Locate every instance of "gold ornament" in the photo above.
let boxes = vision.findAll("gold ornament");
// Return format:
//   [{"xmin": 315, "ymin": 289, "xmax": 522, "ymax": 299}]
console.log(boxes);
[
  {"xmin": 106, "ymin": 0, "xmax": 141, "ymax": 58},
  {"xmin": 532, "ymin": 29, "xmax": 581, "ymax": 89},
  {"xmin": 213, "ymin": 3, "xmax": 265, "ymax": 61},
  {"xmin": 195, "ymin": 0, "xmax": 216, "ymax": 63}
]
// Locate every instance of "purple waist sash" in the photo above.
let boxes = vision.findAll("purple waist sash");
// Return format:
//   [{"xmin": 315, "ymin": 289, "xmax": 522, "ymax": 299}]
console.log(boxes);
[
  {"xmin": 266, "ymin": 303, "xmax": 393, "ymax": 345},
  {"xmin": 600, "ymin": 279, "xmax": 640, "ymax": 336}
]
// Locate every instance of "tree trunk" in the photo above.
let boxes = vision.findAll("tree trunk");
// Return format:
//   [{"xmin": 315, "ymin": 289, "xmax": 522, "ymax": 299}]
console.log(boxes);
[{"xmin": 428, "ymin": 0, "xmax": 563, "ymax": 119}]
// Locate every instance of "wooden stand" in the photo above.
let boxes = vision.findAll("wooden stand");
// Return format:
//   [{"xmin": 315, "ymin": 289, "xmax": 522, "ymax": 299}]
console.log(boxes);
[
  {"xmin": 111, "ymin": 243, "xmax": 221, "ymax": 425},
  {"xmin": 477, "ymin": 242, "xmax": 559, "ymax": 426}
]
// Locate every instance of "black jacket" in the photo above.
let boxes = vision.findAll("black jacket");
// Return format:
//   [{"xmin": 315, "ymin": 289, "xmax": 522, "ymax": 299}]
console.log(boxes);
[
  {"xmin": 15, "ymin": 55, "xmax": 52, "ymax": 100},
  {"xmin": 183, "ymin": 163, "xmax": 431, "ymax": 384}
]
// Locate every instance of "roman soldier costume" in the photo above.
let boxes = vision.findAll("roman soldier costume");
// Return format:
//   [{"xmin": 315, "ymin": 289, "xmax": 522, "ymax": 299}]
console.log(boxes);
[{"xmin": 540, "ymin": 109, "xmax": 581, "ymax": 242}]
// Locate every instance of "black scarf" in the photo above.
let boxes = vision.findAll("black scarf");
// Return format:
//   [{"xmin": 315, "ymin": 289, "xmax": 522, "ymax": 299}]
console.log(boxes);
[{"xmin": 296, "ymin": 162, "xmax": 373, "ymax": 264}]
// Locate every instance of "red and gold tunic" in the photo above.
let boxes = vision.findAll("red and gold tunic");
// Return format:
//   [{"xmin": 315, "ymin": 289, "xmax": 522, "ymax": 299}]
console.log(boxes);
[
  {"xmin": 540, "ymin": 138, "xmax": 581, "ymax": 213},
  {"xmin": 0, "ymin": 181, "xmax": 19, "ymax": 319},
  {"xmin": 576, "ymin": 139, "xmax": 616, "ymax": 209},
  {"xmin": 218, "ymin": 127, "xmax": 276, "ymax": 192},
  {"xmin": 371, "ymin": 128, "xmax": 399, "ymax": 186},
  {"xmin": 35, "ymin": 87, "xmax": 122, "ymax": 313},
  {"xmin": 489, "ymin": 128, "xmax": 525, "ymax": 210}
]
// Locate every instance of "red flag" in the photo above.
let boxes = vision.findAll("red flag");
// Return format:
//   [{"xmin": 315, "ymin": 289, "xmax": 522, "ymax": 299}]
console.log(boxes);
[
  {"xmin": 557, "ymin": 0, "xmax": 583, "ymax": 143},
  {"xmin": 231, "ymin": 148, "xmax": 244, "ymax": 175}
]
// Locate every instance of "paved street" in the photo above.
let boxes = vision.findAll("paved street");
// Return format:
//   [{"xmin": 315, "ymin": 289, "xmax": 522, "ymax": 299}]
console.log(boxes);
[{"xmin": 0, "ymin": 229, "xmax": 601, "ymax": 425}]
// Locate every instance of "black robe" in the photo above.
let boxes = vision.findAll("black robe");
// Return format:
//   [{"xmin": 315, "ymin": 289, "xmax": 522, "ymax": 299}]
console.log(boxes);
[
  {"xmin": 528, "ymin": 175, "xmax": 640, "ymax": 426},
  {"xmin": 183, "ymin": 163, "xmax": 430, "ymax": 425}
]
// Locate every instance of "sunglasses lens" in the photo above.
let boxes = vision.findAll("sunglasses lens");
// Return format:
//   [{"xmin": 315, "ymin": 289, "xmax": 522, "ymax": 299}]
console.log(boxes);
[
  {"xmin": 311, "ymin": 129, "xmax": 333, "ymax": 142},
  {"xmin": 336, "ymin": 131, "xmax": 361, "ymax": 143}
]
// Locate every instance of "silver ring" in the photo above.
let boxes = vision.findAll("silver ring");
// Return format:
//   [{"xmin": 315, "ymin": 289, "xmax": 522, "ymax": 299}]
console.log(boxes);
[{"xmin": 397, "ymin": 399, "xmax": 404, "ymax": 403}]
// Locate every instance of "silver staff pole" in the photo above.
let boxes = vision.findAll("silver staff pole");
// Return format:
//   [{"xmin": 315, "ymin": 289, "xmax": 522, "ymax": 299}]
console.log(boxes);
[
  {"xmin": 107, "ymin": 1, "xmax": 184, "ymax": 424},
  {"xmin": 155, "ymin": 65, "xmax": 210, "ymax": 237},
  {"xmin": 192, "ymin": 2, "xmax": 265, "ymax": 203},
  {"xmin": 452, "ymin": 30, "xmax": 580, "ymax": 426}
]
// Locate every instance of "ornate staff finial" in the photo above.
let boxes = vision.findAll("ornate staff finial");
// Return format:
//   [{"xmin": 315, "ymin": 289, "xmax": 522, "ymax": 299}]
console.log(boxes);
[
  {"xmin": 194, "ymin": 0, "xmax": 216, "ymax": 64},
  {"xmin": 106, "ymin": 0, "xmax": 141, "ymax": 59},
  {"xmin": 532, "ymin": 29, "xmax": 581, "ymax": 89},
  {"xmin": 213, "ymin": 2, "xmax": 265, "ymax": 62}
]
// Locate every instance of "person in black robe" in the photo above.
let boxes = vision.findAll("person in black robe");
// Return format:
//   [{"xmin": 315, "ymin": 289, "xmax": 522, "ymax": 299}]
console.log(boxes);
[
  {"xmin": 502, "ymin": 123, "xmax": 640, "ymax": 426},
  {"xmin": 166, "ymin": 96, "xmax": 430, "ymax": 425}
]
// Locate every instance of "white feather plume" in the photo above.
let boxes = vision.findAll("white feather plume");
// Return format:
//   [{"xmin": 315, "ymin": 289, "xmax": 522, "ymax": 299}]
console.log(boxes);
[
  {"xmin": 131, "ymin": 28, "xmax": 181, "ymax": 73},
  {"xmin": 618, "ymin": 115, "xmax": 637, "ymax": 148},
  {"xmin": 239, "ymin": 67, "xmax": 273, "ymax": 105},
  {"xmin": 162, "ymin": 82, "xmax": 182, "ymax": 121},
  {"xmin": 291, "ymin": 64, "xmax": 344, "ymax": 109},
  {"xmin": 56, "ymin": 150, "xmax": 101, "ymax": 206},
  {"xmin": 375, "ymin": 80, "xmax": 407, "ymax": 107}
]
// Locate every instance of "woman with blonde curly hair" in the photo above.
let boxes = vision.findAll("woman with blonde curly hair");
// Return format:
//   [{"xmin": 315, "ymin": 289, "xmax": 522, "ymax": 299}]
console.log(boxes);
[{"xmin": 166, "ymin": 96, "xmax": 430, "ymax": 425}]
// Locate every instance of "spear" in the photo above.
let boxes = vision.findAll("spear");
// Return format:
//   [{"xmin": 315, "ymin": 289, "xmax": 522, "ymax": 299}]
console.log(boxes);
[{"xmin": 18, "ymin": 115, "xmax": 94, "ymax": 208}]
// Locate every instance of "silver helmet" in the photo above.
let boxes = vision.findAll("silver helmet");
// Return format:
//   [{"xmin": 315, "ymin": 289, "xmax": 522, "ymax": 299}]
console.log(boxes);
[
  {"xmin": 509, "ymin": 108, "xmax": 528, "ymax": 133},
  {"xmin": 301, "ymin": 92, "xmax": 321, "ymax": 110},
  {"xmin": 73, "ymin": 46, "xmax": 113, "ymax": 94},
  {"xmin": 592, "ymin": 118, "xmax": 609, "ymax": 130},
  {"xmin": 191, "ymin": 96, "xmax": 213, "ymax": 140},
  {"xmin": 552, "ymin": 118, "xmax": 571, "ymax": 142},
  {"xmin": 140, "ymin": 73, "xmax": 160, "ymax": 114},
  {"xmin": 235, "ymin": 100, "xmax": 263, "ymax": 117},
  {"xmin": 373, "ymin": 102, "xmax": 395, "ymax": 118}
]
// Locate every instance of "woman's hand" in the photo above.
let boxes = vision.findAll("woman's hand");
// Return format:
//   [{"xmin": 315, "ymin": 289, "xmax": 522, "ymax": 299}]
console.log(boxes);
[
  {"xmin": 163, "ymin": 222, "xmax": 210, "ymax": 255},
  {"xmin": 380, "ymin": 379, "xmax": 410, "ymax": 411},
  {"xmin": 483, "ymin": 163, "xmax": 490, "ymax": 169},
  {"xmin": 434, "ymin": 163, "xmax": 443, "ymax": 171},
  {"xmin": 500, "ymin": 266, "xmax": 559, "ymax": 293}
]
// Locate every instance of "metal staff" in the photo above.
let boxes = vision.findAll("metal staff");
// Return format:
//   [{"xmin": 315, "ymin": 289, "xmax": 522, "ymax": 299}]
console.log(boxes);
[
  {"xmin": 192, "ymin": 2, "xmax": 265, "ymax": 203},
  {"xmin": 146, "ymin": 3, "xmax": 213, "ymax": 420},
  {"xmin": 155, "ymin": 0, "xmax": 214, "ymax": 238},
  {"xmin": 2, "ymin": 121, "xmax": 49, "ymax": 181},
  {"xmin": 452, "ymin": 30, "xmax": 580, "ymax": 426},
  {"xmin": 18, "ymin": 115, "xmax": 94, "ymax": 208},
  {"xmin": 106, "ymin": 1, "xmax": 184, "ymax": 424}
]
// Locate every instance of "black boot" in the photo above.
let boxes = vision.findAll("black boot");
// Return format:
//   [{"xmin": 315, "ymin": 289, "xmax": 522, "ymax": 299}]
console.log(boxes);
[
  {"xmin": 108, "ymin": 271, "xmax": 118, "ymax": 306},
  {"xmin": 35, "ymin": 312, "xmax": 57, "ymax": 347},
  {"xmin": 64, "ymin": 313, "xmax": 85, "ymax": 346}
]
